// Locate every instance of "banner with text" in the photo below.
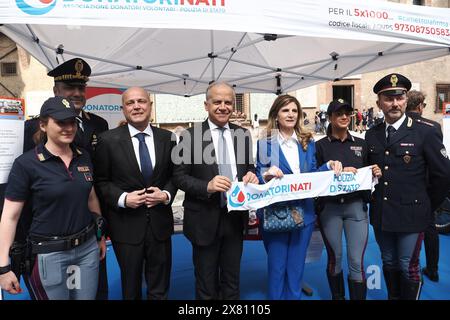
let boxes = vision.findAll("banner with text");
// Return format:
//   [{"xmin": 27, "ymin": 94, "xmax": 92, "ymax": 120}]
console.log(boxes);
[
  {"xmin": 2, "ymin": 0, "xmax": 449, "ymax": 45},
  {"xmin": 227, "ymin": 166, "xmax": 375, "ymax": 211}
]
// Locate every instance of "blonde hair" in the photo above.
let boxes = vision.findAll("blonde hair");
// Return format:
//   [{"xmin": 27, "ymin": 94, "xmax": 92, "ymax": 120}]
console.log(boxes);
[{"xmin": 264, "ymin": 94, "xmax": 313, "ymax": 150}]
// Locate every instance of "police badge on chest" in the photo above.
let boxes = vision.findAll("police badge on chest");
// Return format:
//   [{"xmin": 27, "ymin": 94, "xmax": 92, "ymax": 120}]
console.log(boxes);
[{"xmin": 350, "ymin": 146, "xmax": 363, "ymax": 157}]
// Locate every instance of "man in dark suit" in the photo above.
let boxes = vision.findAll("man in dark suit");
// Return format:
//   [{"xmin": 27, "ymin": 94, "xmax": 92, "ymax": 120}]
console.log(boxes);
[
  {"xmin": 94, "ymin": 87, "xmax": 177, "ymax": 300},
  {"xmin": 21, "ymin": 58, "xmax": 110, "ymax": 300},
  {"xmin": 172, "ymin": 82, "xmax": 258, "ymax": 300},
  {"xmin": 406, "ymin": 90, "xmax": 443, "ymax": 282},
  {"xmin": 366, "ymin": 74, "xmax": 450, "ymax": 300}
]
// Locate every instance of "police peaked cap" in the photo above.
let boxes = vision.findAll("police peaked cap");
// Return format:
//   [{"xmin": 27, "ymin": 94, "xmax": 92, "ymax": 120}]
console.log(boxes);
[
  {"xmin": 47, "ymin": 58, "xmax": 91, "ymax": 84},
  {"xmin": 373, "ymin": 73, "xmax": 412, "ymax": 96}
]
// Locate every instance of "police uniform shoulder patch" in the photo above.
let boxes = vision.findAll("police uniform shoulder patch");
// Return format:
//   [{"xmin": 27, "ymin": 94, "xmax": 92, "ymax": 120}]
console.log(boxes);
[{"xmin": 441, "ymin": 148, "xmax": 448, "ymax": 159}]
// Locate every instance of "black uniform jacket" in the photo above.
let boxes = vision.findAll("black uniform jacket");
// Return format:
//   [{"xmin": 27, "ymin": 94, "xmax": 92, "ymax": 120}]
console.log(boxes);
[
  {"xmin": 94, "ymin": 125, "xmax": 177, "ymax": 244},
  {"xmin": 406, "ymin": 111, "xmax": 443, "ymax": 140},
  {"xmin": 172, "ymin": 120, "xmax": 255, "ymax": 246},
  {"xmin": 365, "ymin": 116, "xmax": 450, "ymax": 233}
]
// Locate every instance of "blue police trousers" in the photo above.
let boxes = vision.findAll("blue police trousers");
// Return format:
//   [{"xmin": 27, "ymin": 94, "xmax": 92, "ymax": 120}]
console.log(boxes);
[
  {"xmin": 374, "ymin": 229, "xmax": 424, "ymax": 281},
  {"xmin": 27, "ymin": 235, "xmax": 99, "ymax": 300}
]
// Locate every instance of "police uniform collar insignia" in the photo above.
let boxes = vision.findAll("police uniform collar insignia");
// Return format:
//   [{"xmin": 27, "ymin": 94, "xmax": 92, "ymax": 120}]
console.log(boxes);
[
  {"xmin": 407, "ymin": 117, "xmax": 413, "ymax": 128},
  {"xmin": 76, "ymin": 148, "xmax": 83, "ymax": 155},
  {"xmin": 390, "ymin": 74, "xmax": 398, "ymax": 87},
  {"xmin": 441, "ymin": 148, "xmax": 448, "ymax": 159},
  {"xmin": 36, "ymin": 144, "xmax": 53, "ymax": 161}
]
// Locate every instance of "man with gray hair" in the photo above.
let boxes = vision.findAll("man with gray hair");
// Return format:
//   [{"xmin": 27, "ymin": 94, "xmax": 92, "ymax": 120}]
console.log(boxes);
[{"xmin": 173, "ymin": 82, "xmax": 258, "ymax": 300}]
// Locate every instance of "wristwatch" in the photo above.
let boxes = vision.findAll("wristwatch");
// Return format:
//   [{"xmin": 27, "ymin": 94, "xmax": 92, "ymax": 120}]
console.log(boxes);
[{"xmin": 0, "ymin": 264, "xmax": 11, "ymax": 275}]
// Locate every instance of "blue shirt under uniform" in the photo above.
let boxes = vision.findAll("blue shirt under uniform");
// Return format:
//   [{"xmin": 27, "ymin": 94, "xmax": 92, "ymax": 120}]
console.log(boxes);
[{"xmin": 5, "ymin": 143, "xmax": 93, "ymax": 237}]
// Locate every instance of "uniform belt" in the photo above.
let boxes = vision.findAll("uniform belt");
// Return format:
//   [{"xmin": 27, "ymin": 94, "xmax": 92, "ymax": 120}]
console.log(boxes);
[
  {"xmin": 29, "ymin": 222, "xmax": 96, "ymax": 254},
  {"xmin": 324, "ymin": 193, "xmax": 363, "ymax": 204}
]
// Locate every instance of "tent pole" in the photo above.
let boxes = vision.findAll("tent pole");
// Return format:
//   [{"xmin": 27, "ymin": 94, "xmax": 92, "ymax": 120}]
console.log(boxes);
[
  {"xmin": 210, "ymin": 30, "xmax": 215, "ymax": 82},
  {"xmin": 188, "ymin": 60, "xmax": 212, "ymax": 96},
  {"xmin": 25, "ymin": 24, "xmax": 55, "ymax": 69},
  {"xmin": 216, "ymin": 32, "xmax": 247, "ymax": 81}
]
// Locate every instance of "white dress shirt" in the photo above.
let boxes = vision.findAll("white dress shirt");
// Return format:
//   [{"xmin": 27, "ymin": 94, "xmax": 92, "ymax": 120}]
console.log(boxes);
[
  {"xmin": 277, "ymin": 131, "xmax": 301, "ymax": 174},
  {"xmin": 208, "ymin": 119, "xmax": 238, "ymax": 180},
  {"xmin": 385, "ymin": 113, "xmax": 406, "ymax": 138},
  {"xmin": 118, "ymin": 124, "xmax": 170, "ymax": 208}
]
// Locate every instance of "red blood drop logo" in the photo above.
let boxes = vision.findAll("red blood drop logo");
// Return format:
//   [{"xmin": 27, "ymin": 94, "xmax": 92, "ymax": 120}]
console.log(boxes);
[
  {"xmin": 40, "ymin": 0, "xmax": 53, "ymax": 4},
  {"xmin": 237, "ymin": 191, "xmax": 245, "ymax": 203}
]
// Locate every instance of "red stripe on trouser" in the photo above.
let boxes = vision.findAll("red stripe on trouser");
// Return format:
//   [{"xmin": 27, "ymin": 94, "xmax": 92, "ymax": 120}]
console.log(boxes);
[
  {"xmin": 408, "ymin": 232, "xmax": 424, "ymax": 282},
  {"xmin": 359, "ymin": 224, "xmax": 369, "ymax": 281},
  {"xmin": 29, "ymin": 256, "xmax": 49, "ymax": 300},
  {"xmin": 318, "ymin": 217, "xmax": 337, "ymax": 275}
]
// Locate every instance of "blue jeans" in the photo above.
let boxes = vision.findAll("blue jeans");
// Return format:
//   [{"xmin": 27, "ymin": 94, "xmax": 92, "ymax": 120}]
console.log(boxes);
[{"xmin": 28, "ymin": 236, "xmax": 100, "ymax": 300}]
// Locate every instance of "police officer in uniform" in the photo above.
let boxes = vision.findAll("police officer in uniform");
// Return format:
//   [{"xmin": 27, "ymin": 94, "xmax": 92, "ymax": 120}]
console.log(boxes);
[
  {"xmin": 366, "ymin": 73, "xmax": 450, "ymax": 300},
  {"xmin": 0, "ymin": 97, "xmax": 106, "ymax": 299},
  {"xmin": 406, "ymin": 90, "xmax": 443, "ymax": 283},
  {"xmin": 22, "ymin": 58, "xmax": 110, "ymax": 300},
  {"xmin": 24, "ymin": 58, "xmax": 109, "ymax": 153},
  {"xmin": 315, "ymin": 99, "xmax": 382, "ymax": 300}
]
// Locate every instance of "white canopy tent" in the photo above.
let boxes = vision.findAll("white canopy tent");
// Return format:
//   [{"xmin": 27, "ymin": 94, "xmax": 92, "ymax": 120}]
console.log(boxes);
[{"xmin": 0, "ymin": 0, "xmax": 449, "ymax": 96}]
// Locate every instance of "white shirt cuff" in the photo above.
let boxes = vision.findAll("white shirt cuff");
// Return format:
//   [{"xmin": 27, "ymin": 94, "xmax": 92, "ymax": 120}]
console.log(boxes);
[
  {"xmin": 162, "ymin": 190, "xmax": 171, "ymax": 205},
  {"xmin": 118, "ymin": 192, "xmax": 128, "ymax": 208}
]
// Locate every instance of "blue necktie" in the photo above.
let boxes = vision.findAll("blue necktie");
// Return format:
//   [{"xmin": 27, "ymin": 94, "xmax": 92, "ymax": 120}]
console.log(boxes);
[
  {"xmin": 386, "ymin": 125, "xmax": 396, "ymax": 144},
  {"xmin": 136, "ymin": 133, "xmax": 153, "ymax": 186}
]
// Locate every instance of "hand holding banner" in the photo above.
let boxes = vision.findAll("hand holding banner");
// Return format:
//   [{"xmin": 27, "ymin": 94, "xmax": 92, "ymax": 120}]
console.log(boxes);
[{"xmin": 227, "ymin": 166, "xmax": 377, "ymax": 211}]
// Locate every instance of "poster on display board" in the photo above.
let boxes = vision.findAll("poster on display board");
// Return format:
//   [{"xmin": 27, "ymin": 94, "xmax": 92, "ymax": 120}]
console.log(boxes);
[
  {"xmin": 0, "ymin": 97, "xmax": 25, "ymax": 184},
  {"xmin": 84, "ymin": 87, "xmax": 125, "ymax": 129}
]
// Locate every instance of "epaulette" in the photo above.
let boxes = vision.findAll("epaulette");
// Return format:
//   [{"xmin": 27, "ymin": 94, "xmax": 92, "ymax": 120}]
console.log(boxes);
[{"xmin": 414, "ymin": 118, "xmax": 435, "ymax": 127}]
